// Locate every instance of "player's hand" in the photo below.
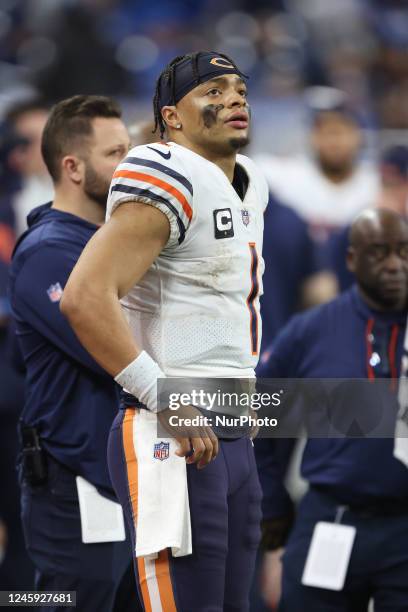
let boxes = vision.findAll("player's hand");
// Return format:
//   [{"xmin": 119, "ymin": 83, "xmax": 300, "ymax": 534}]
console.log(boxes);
[
  {"xmin": 261, "ymin": 548, "xmax": 284, "ymax": 610},
  {"xmin": 158, "ymin": 404, "xmax": 219, "ymax": 469}
]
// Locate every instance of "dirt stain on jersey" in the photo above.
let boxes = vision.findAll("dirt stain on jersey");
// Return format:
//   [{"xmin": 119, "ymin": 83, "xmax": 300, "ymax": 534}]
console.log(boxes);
[{"xmin": 186, "ymin": 245, "xmax": 233, "ymax": 291}]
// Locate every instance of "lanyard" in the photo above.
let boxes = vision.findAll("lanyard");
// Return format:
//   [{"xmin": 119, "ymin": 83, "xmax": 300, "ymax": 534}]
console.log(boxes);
[{"xmin": 365, "ymin": 318, "xmax": 399, "ymax": 390}]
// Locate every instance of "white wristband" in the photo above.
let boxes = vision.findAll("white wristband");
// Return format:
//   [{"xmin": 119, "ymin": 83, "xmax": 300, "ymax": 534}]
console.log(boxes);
[{"xmin": 114, "ymin": 351, "xmax": 166, "ymax": 412}]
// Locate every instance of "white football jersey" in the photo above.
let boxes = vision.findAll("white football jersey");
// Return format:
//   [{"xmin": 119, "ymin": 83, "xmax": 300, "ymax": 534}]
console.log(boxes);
[{"xmin": 106, "ymin": 142, "xmax": 268, "ymax": 377}]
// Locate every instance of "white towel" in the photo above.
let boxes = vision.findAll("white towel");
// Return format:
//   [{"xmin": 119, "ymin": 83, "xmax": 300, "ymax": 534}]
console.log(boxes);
[
  {"xmin": 130, "ymin": 409, "xmax": 192, "ymax": 558},
  {"xmin": 394, "ymin": 322, "xmax": 408, "ymax": 466}
]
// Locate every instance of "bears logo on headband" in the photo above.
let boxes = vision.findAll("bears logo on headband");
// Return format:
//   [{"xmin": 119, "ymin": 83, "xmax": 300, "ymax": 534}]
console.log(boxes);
[
  {"xmin": 157, "ymin": 51, "xmax": 247, "ymax": 109},
  {"xmin": 209, "ymin": 57, "xmax": 235, "ymax": 69}
]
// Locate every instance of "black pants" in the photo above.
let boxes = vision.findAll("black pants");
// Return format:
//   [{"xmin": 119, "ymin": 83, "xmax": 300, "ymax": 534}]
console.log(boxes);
[
  {"xmin": 0, "ymin": 415, "xmax": 34, "ymax": 593},
  {"xmin": 20, "ymin": 453, "xmax": 141, "ymax": 612},
  {"xmin": 280, "ymin": 488, "xmax": 408, "ymax": 612}
]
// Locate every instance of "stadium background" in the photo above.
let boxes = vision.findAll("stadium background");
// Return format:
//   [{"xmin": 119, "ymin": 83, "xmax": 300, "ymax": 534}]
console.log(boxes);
[
  {"xmin": 1, "ymin": 0, "xmax": 408, "ymax": 605},
  {"xmin": 2, "ymin": 0, "xmax": 408, "ymax": 152}
]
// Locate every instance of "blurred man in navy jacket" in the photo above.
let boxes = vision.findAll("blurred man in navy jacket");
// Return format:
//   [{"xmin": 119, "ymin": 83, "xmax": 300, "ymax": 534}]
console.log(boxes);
[
  {"xmin": 9, "ymin": 96, "xmax": 138, "ymax": 611},
  {"xmin": 261, "ymin": 193, "xmax": 318, "ymax": 350},
  {"xmin": 256, "ymin": 209, "xmax": 408, "ymax": 611}
]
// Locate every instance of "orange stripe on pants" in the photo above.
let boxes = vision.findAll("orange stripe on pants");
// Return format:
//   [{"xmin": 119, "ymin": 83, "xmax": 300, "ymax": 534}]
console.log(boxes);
[
  {"xmin": 138, "ymin": 558, "xmax": 153, "ymax": 612},
  {"xmin": 122, "ymin": 409, "xmax": 178, "ymax": 611},
  {"xmin": 155, "ymin": 550, "xmax": 177, "ymax": 612},
  {"xmin": 123, "ymin": 409, "xmax": 152, "ymax": 611}
]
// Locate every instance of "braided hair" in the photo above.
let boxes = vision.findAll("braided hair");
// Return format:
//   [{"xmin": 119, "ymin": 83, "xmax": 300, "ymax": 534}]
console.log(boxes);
[{"xmin": 152, "ymin": 51, "xmax": 242, "ymax": 139}]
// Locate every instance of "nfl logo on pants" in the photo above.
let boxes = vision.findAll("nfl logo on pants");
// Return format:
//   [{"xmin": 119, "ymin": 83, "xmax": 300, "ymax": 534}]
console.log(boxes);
[{"xmin": 154, "ymin": 441, "xmax": 170, "ymax": 461}]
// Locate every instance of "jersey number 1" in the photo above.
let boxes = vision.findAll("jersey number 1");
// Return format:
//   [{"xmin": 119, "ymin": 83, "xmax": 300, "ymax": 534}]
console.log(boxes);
[{"xmin": 247, "ymin": 242, "xmax": 259, "ymax": 355}]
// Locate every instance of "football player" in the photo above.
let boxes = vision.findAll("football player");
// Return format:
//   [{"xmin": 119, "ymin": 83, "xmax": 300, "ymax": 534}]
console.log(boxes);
[{"xmin": 61, "ymin": 52, "xmax": 268, "ymax": 611}]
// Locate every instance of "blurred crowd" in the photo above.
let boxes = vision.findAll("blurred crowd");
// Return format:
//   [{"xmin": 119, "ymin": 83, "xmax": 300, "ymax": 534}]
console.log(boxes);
[
  {"xmin": 1, "ymin": 0, "xmax": 408, "ymax": 604},
  {"xmin": 0, "ymin": 0, "xmax": 408, "ymax": 128}
]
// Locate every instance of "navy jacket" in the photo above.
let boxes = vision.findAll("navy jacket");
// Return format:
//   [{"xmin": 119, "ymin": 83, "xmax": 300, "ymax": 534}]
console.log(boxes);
[
  {"xmin": 260, "ymin": 194, "xmax": 317, "ymax": 350},
  {"xmin": 9, "ymin": 203, "xmax": 120, "ymax": 494},
  {"xmin": 256, "ymin": 286, "xmax": 408, "ymax": 519}
]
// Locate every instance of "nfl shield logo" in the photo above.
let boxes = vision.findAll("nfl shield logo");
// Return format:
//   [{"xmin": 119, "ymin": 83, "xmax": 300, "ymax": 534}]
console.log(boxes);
[
  {"xmin": 47, "ymin": 282, "xmax": 63, "ymax": 303},
  {"xmin": 241, "ymin": 209, "xmax": 250, "ymax": 226},
  {"xmin": 154, "ymin": 441, "xmax": 170, "ymax": 461}
]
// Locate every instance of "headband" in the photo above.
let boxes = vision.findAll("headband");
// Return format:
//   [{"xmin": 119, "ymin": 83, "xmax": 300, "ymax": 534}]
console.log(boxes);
[{"xmin": 158, "ymin": 52, "xmax": 247, "ymax": 108}]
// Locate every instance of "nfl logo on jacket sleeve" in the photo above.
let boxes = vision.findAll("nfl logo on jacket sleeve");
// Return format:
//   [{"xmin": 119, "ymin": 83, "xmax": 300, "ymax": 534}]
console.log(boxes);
[{"xmin": 154, "ymin": 441, "xmax": 170, "ymax": 461}]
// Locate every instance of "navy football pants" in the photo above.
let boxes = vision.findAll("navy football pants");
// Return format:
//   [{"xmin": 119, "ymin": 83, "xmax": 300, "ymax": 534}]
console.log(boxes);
[
  {"xmin": 279, "ymin": 488, "xmax": 408, "ymax": 612},
  {"xmin": 20, "ymin": 453, "xmax": 138, "ymax": 612},
  {"xmin": 108, "ymin": 408, "xmax": 262, "ymax": 612}
]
